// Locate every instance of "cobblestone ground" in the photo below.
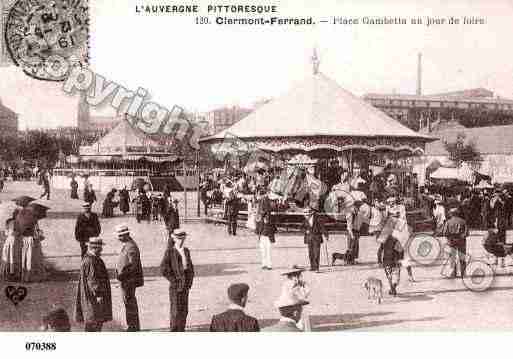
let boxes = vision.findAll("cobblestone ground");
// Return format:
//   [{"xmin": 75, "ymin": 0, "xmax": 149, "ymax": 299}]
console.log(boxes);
[{"xmin": 1, "ymin": 181, "xmax": 513, "ymax": 331}]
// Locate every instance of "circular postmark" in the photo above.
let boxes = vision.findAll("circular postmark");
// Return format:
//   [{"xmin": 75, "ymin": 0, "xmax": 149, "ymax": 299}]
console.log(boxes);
[{"xmin": 4, "ymin": 0, "xmax": 88, "ymax": 81}]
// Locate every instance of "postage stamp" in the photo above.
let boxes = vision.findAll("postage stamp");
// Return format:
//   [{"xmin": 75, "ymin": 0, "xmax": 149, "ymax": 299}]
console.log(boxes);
[{"xmin": 2, "ymin": 0, "xmax": 88, "ymax": 81}]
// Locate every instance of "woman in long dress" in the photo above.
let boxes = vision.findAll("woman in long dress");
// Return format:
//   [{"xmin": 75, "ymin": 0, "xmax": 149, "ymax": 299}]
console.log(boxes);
[
  {"xmin": 18, "ymin": 203, "xmax": 49, "ymax": 283},
  {"xmin": 0, "ymin": 217, "xmax": 22, "ymax": 282}
]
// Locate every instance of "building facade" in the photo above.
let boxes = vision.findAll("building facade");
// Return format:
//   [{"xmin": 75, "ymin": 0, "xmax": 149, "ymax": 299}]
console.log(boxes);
[
  {"xmin": 413, "ymin": 120, "xmax": 513, "ymax": 185},
  {"xmin": 0, "ymin": 97, "xmax": 18, "ymax": 135},
  {"xmin": 363, "ymin": 89, "xmax": 513, "ymax": 131},
  {"xmin": 203, "ymin": 106, "xmax": 253, "ymax": 135}
]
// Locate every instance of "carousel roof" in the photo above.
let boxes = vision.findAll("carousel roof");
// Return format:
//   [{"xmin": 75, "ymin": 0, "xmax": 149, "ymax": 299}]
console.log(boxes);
[
  {"xmin": 79, "ymin": 120, "xmax": 176, "ymax": 156},
  {"xmin": 94, "ymin": 119, "xmax": 159, "ymax": 148},
  {"xmin": 201, "ymin": 72, "xmax": 432, "ymax": 142}
]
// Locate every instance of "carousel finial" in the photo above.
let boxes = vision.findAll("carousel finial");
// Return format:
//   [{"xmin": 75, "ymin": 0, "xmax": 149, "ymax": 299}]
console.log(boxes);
[{"xmin": 311, "ymin": 47, "xmax": 320, "ymax": 75}]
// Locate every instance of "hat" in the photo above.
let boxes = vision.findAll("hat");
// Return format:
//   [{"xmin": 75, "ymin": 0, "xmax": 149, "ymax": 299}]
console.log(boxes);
[
  {"xmin": 274, "ymin": 291, "xmax": 309, "ymax": 309},
  {"xmin": 227, "ymin": 283, "xmax": 250, "ymax": 304},
  {"xmin": 12, "ymin": 196, "xmax": 36, "ymax": 208},
  {"xmin": 281, "ymin": 266, "xmax": 305, "ymax": 277},
  {"xmin": 27, "ymin": 202, "xmax": 50, "ymax": 212},
  {"xmin": 115, "ymin": 224, "xmax": 130, "ymax": 236},
  {"xmin": 434, "ymin": 194, "xmax": 443, "ymax": 203},
  {"xmin": 449, "ymin": 207, "xmax": 459, "ymax": 214},
  {"xmin": 82, "ymin": 202, "xmax": 91, "ymax": 209},
  {"xmin": 87, "ymin": 237, "xmax": 105, "ymax": 247},
  {"xmin": 171, "ymin": 229, "xmax": 187, "ymax": 239}
]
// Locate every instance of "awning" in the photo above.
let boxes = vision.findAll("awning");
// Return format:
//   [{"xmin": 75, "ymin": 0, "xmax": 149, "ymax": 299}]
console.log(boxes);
[{"xmin": 430, "ymin": 164, "xmax": 474, "ymax": 182}]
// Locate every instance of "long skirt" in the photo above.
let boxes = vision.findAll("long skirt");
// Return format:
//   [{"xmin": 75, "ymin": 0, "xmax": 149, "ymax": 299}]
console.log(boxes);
[
  {"xmin": 0, "ymin": 235, "xmax": 22, "ymax": 282},
  {"xmin": 21, "ymin": 237, "xmax": 47, "ymax": 283}
]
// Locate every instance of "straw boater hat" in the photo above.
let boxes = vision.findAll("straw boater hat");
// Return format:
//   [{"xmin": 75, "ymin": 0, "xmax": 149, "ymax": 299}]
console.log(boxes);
[
  {"xmin": 274, "ymin": 290, "xmax": 309, "ymax": 309},
  {"xmin": 281, "ymin": 266, "xmax": 306, "ymax": 277},
  {"xmin": 115, "ymin": 224, "xmax": 130, "ymax": 237},
  {"xmin": 82, "ymin": 202, "xmax": 91, "ymax": 209},
  {"xmin": 88, "ymin": 237, "xmax": 105, "ymax": 248}
]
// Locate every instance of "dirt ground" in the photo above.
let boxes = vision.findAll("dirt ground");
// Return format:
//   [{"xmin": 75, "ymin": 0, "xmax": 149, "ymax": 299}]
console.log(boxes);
[{"xmin": 1, "ymin": 180, "xmax": 513, "ymax": 332}]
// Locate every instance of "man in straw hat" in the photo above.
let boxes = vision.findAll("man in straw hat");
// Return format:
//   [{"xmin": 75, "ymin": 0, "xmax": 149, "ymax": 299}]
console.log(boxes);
[
  {"xmin": 75, "ymin": 202, "xmax": 101, "ymax": 258},
  {"xmin": 442, "ymin": 207, "xmax": 469, "ymax": 278},
  {"xmin": 160, "ymin": 229, "xmax": 194, "ymax": 331},
  {"xmin": 263, "ymin": 291, "xmax": 310, "ymax": 332},
  {"xmin": 210, "ymin": 283, "xmax": 260, "ymax": 332},
  {"xmin": 74, "ymin": 238, "xmax": 112, "ymax": 331},
  {"xmin": 302, "ymin": 206, "xmax": 328, "ymax": 272},
  {"xmin": 115, "ymin": 224, "xmax": 144, "ymax": 331}
]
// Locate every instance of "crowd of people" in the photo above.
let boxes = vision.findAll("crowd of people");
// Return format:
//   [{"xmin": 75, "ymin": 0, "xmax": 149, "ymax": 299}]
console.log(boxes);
[{"xmin": 1, "ymin": 163, "xmax": 512, "ymax": 332}]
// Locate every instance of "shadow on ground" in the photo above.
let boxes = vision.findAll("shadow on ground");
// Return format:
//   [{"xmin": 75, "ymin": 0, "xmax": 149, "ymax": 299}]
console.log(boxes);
[{"xmin": 46, "ymin": 262, "xmax": 248, "ymax": 282}]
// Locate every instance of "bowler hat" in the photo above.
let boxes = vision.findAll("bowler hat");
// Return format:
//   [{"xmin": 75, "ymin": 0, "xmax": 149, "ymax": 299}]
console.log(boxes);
[{"xmin": 227, "ymin": 283, "xmax": 250, "ymax": 304}]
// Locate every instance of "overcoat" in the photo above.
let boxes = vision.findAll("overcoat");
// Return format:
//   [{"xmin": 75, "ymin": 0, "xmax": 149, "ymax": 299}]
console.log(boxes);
[{"xmin": 75, "ymin": 253, "xmax": 113, "ymax": 323}]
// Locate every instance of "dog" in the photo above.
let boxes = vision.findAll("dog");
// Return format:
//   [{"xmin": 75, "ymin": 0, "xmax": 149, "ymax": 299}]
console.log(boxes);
[
  {"xmin": 363, "ymin": 277, "xmax": 383, "ymax": 304},
  {"xmin": 331, "ymin": 251, "xmax": 353, "ymax": 266}
]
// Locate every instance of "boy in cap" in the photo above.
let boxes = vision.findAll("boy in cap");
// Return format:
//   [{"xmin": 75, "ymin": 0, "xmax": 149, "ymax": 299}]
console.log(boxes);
[
  {"xmin": 442, "ymin": 207, "xmax": 469, "ymax": 278},
  {"xmin": 210, "ymin": 283, "xmax": 260, "ymax": 332},
  {"xmin": 74, "ymin": 238, "xmax": 112, "ymax": 331},
  {"xmin": 377, "ymin": 215, "xmax": 404, "ymax": 296},
  {"xmin": 115, "ymin": 224, "xmax": 144, "ymax": 331},
  {"xmin": 74, "ymin": 202, "xmax": 101, "ymax": 258},
  {"xmin": 160, "ymin": 229, "xmax": 194, "ymax": 331}
]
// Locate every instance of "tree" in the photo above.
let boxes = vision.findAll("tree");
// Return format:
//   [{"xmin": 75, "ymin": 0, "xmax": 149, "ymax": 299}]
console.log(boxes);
[{"xmin": 443, "ymin": 132, "xmax": 482, "ymax": 167}]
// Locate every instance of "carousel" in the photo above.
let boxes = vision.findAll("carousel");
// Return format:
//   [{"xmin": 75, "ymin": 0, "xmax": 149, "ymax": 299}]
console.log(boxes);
[
  {"xmin": 52, "ymin": 119, "xmax": 185, "ymax": 193},
  {"xmin": 199, "ymin": 54, "xmax": 435, "ymax": 226}
]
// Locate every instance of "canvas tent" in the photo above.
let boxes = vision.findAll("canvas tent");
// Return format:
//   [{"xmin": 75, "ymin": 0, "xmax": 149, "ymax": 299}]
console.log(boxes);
[{"xmin": 200, "ymin": 72, "xmax": 433, "ymax": 154}]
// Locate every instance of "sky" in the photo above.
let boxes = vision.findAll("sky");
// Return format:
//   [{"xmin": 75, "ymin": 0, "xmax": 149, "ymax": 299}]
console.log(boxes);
[{"xmin": 1, "ymin": 0, "xmax": 513, "ymax": 129}]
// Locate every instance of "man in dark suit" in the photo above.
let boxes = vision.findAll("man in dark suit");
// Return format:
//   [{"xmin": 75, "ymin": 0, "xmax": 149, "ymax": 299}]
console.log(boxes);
[
  {"xmin": 74, "ymin": 202, "xmax": 101, "ymax": 258},
  {"xmin": 489, "ymin": 189, "xmax": 508, "ymax": 266},
  {"xmin": 225, "ymin": 190, "xmax": 240, "ymax": 236},
  {"xmin": 115, "ymin": 224, "xmax": 144, "ymax": 331},
  {"xmin": 263, "ymin": 290, "xmax": 309, "ymax": 332},
  {"xmin": 160, "ymin": 229, "xmax": 194, "ymax": 331},
  {"xmin": 302, "ymin": 207, "xmax": 328, "ymax": 272},
  {"xmin": 163, "ymin": 197, "xmax": 180, "ymax": 232},
  {"xmin": 210, "ymin": 283, "xmax": 260, "ymax": 332}
]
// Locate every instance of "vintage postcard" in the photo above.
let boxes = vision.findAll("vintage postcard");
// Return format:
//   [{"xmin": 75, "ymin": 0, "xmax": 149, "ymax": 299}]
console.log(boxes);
[{"xmin": 1, "ymin": 0, "xmax": 513, "ymax": 356}]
